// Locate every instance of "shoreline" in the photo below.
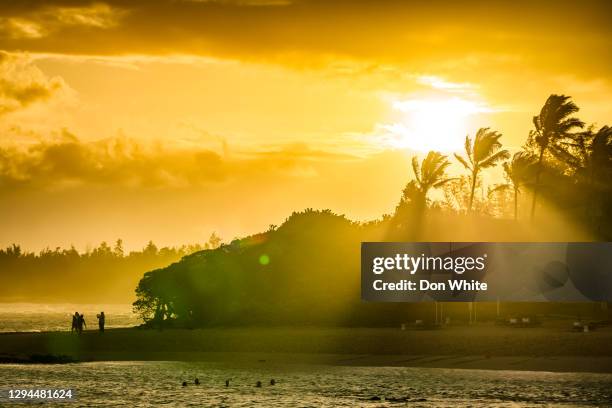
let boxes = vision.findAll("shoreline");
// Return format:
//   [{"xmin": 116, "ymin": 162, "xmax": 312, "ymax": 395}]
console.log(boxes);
[
  {"xmin": 4, "ymin": 352, "xmax": 610, "ymax": 374},
  {"xmin": 1, "ymin": 326, "xmax": 611, "ymax": 373}
]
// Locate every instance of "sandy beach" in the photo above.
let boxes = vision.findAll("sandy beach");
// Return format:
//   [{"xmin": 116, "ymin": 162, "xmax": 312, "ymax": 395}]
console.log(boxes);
[{"xmin": 1, "ymin": 324, "xmax": 611, "ymax": 373}]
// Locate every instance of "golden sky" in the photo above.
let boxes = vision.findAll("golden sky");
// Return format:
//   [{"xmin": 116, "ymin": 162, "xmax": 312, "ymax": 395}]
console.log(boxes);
[{"xmin": 0, "ymin": 0, "xmax": 611, "ymax": 250}]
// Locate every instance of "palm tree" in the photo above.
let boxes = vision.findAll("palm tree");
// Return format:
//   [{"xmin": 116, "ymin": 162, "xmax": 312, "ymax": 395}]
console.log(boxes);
[
  {"xmin": 502, "ymin": 152, "xmax": 535, "ymax": 220},
  {"xmin": 395, "ymin": 151, "xmax": 452, "ymax": 240},
  {"xmin": 528, "ymin": 95, "xmax": 584, "ymax": 220},
  {"xmin": 574, "ymin": 126, "xmax": 612, "ymax": 185},
  {"xmin": 406, "ymin": 151, "xmax": 453, "ymax": 210},
  {"xmin": 454, "ymin": 128, "xmax": 510, "ymax": 213},
  {"xmin": 572, "ymin": 125, "xmax": 612, "ymax": 228}
]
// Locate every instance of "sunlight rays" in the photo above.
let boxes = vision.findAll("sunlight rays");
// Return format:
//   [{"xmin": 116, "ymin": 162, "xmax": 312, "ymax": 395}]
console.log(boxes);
[{"xmin": 381, "ymin": 96, "xmax": 495, "ymax": 153}]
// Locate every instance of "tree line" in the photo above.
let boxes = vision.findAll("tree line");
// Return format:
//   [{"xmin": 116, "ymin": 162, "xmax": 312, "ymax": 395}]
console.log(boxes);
[{"xmin": 0, "ymin": 234, "xmax": 222, "ymax": 303}]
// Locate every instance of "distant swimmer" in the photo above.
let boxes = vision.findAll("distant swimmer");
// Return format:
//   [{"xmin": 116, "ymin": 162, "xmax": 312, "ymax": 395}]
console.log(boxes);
[
  {"xmin": 270, "ymin": 379, "xmax": 276, "ymax": 385},
  {"xmin": 194, "ymin": 378, "xmax": 200, "ymax": 385},
  {"xmin": 256, "ymin": 381, "xmax": 262, "ymax": 388},
  {"xmin": 96, "ymin": 311, "xmax": 105, "ymax": 333},
  {"xmin": 225, "ymin": 379, "xmax": 230, "ymax": 387},
  {"xmin": 182, "ymin": 381, "xmax": 187, "ymax": 387}
]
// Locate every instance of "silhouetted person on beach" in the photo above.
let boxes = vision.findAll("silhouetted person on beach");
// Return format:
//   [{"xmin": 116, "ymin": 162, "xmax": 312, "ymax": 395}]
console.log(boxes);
[
  {"xmin": 71, "ymin": 312, "xmax": 79, "ymax": 333},
  {"xmin": 97, "ymin": 311, "xmax": 105, "ymax": 332},
  {"xmin": 78, "ymin": 313, "xmax": 86, "ymax": 334}
]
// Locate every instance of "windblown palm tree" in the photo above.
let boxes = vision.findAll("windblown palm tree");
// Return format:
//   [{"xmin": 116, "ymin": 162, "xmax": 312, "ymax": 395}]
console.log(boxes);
[
  {"xmin": 528, "ymin": 94, "xmax": 584, "ymax": 220},
  {"xmin": 404, "ymin": 151, "xmax": 453, "ymax": 210},
  {"xmin": 502, "ymin": 152, "xmax": 535, "ymax": 220},
  {"xmin": 574, "ymin": 126, "xmax": 612, "ymax": 185},
  {"xmin": 571, "ymin": 125, "xmax": 612, "ymax": 228},
  {"xmin": 454, "ymin": 128, "xmax": 510, "ymax": 213}
]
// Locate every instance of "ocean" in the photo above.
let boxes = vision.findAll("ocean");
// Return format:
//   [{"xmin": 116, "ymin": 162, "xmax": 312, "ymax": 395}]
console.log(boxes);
[
  {"xmin": 0, "ymin": 303, "xmax": 141, "ymax": 333},
  {"xmin": 0, "ymin": 362, "xmax": 611, "ymax": 407},
  {"xmin": 0, "ymin": 304, "xmax": 611, "ymax": 406}
]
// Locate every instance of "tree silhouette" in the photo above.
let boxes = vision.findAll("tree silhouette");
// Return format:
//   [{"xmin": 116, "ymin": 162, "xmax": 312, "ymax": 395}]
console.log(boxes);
[
  {"xmin": 113, "ymin": 239, "xmax": 124, "ymax": 257},
  {"xmin": 408, "ymin": 151, "xmax": 453, "ymax": 210},
  {"xmin": 573, "ymin": 126, "xmax": 612, "ymax": 183},
  {"xmin": 0, "ymin": 240, "xmax": 209, "ymax": 303},
  {"xmin": 393, "ymin": 151, "xmax": 453, "ymax": 239},
  {"xmin": 454, "ymin": 128, "xmax": 510, "ymax": 213},
  {"xmin": 206, "ymin": 232, "xmax": 223, "ymax": 249},
  {"xmin": 571, "ymin": 125, "xmax": 612, "ymax": 228},
  {"xmin": 442, "ymin": 176, "xmax": 474, "ymax": 213},
  {"xmin": 502, "ymin": 152, "xmax": 535, "ymax": 220},
  {"xmin": 528, "ymin": 95, "xmax": 584, "ymax": 220}
]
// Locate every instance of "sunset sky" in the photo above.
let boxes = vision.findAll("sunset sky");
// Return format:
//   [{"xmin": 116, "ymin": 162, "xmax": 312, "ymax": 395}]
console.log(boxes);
[{"xmin": 1, "ymin": 0, "xmax": 611, "ymax": 250}]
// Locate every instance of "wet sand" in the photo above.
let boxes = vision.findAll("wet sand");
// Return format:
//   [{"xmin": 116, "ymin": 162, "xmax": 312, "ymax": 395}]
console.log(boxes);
[{"xmin": 1, "ymin": 325, "xmax": 611, "ymax": 373}]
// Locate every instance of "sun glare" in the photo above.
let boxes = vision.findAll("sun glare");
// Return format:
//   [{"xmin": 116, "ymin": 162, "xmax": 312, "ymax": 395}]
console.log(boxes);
[{"xmin": 382, "ymin": 97, "xmax": 492, "ymax": 152}]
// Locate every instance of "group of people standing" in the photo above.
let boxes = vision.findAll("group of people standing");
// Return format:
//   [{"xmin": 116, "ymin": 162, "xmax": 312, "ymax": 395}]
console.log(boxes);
[
  {"xmin": 71, "ymin": 312, "xmax": 86, "ymax": 334},
  {"xmin": 71, "ymin": 311, "xmax": 105, "ymax": 334}
]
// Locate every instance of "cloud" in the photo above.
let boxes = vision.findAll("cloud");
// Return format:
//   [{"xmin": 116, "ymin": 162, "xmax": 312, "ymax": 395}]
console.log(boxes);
[
  {"xmin": 415, "ymin": 75, "xmax": 475, "ymax": 93},
  {"xmin": 252, "ymin": 142, "xmax": 356, "ymax": 161},
  {"xmin": 0, "ymin": 131, "xmax": 224, "ymax": 190},
  {"xmin": 186, "ymin": 0, "xmax": 293, "ymax": 5},
  {"xmin": 54, "ymin": 3, "xmax": 124, "ymax": 28},
  {"xmin": 0, "ymin": 0, "xmax": 609, "ymax": 80},
  {"xmin": 0, "ymin": 3, "xmax": 125, "ymax": 39},
  {"xmin": 0, "ymin": 18, "xmax": 46, "ymax": 39},
  {"xmin": 0, "ymin": 131, "xmax": 355, "ymax": 192},
  {"xmin": 0, "ymin": 51, "xmax": 67, "ymax": 115}
]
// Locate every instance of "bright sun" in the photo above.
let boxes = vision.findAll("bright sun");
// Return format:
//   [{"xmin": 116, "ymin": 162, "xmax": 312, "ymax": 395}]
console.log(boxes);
[{"xmin": 382, "ymin": 97, "xmax": 492, "ymax": 152}]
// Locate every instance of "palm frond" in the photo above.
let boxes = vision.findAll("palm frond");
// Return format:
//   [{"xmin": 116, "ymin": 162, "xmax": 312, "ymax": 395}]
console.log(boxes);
[
  {"xmin": 487, "ymin": 183, "xmax": 510, "ymax": 197},
  {"xmin": 464, "ymin": 135, "xmax": 473, "ymax": 165},
  {"xmin": 479, "ymin": 149, "xmax": 510, "ymax": 169},
  {"xmin": 411, "ymin": 156, "xmax": 421, "ymax": 184},
  {"xmin": 454, "ymin": 153, "xmax": 471, "ymax": 170},
  {"xmin": 433, "ymin": 177, "xmax": 456, "ymax": 188}
]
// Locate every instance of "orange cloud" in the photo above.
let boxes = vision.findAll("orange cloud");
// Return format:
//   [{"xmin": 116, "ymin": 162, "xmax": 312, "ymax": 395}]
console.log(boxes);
[
  {"xmin": 0, "ymin": 3, "xmax": 125, "ymax": 40},
  {"xmin": 0, "ymin": 51, "xmax": 66, "ymax": 115},
  {"xmin": 0, "ymin": 0, "xmax": 608, "ymax": 80},
  {"xmin": 0, "ymin": 131, "xmax": 362, "ymax": 192}
]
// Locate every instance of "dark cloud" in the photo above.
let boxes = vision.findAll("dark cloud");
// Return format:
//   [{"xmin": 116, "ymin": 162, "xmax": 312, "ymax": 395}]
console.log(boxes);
[
  {"xmin": 0, "ymin": 131, "xmax": 355, "ymax": 191},
  {"xmin": 0, "ymin": 1, "xmax": 609, "ymax": 78},
  {"xmin": 0, "ymin": 2, "xmax": 124, "ymax": 39}
]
